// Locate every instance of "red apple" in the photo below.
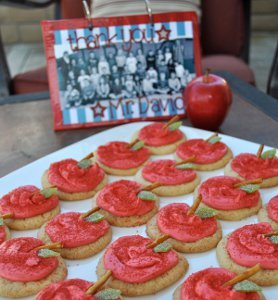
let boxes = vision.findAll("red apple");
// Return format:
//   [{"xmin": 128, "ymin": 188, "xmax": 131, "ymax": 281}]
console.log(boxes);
[{"xmin": 183, "ymin": 72, "xmax": 232, "ymax": 131}]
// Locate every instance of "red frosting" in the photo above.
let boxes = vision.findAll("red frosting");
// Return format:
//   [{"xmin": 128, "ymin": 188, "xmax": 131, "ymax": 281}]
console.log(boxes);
[
  {"xmin": 267, "ymin": 195, "xmax": 278, "ymax": 223},
  {"xmin": 48, "ymin": 159, "xmax": 105, "ymax": 193},
  {"xmin": 142, "ymin": 159, "xmax": 197, "ymax": 185},
  {"xmin": 198, "ymin": 176, "xmax": 260, "ymax": 210},
  {"xmin": 36, "ymin": 279, "xmax": 93, "ymax": 300},
  {"xmin": 180, "ymin": 268, "xmax": 260, "ymax": 300},
  {"xmin": 138, "ymin": 122, "xmax": 184, "ymax": 146},
  {"xmin": 45, "ymin": 212, "xmax": 110, "ymax": 248},
  {"xmin": 227, "ymin": 223, "xmax": 278, "ymax": 269},
  {"xmin": 231, "ymin": 153, "xmax": 278, "ymax": 180},
  {"xmin": 157, "ymin": 203, "xmax": 217, "ymax": 242},
  {"xmin": 0, "ymin": 226, "xmax": 6, "ymax": 244},
  {"xmin": 176, "ymin": 139, "xmax": 228, "ymax": 164},
  {"xmin": 0, "ymin": 237, "xmax": 59, "ymax": 282},
  {"xmin": 36, "ymin": 279, "xmax": 121, "ymax": 300},
  {"xmin": 96, "ymin": 141, "xmax": 150, "ymax": 169},
  {"xmin": 96, "ymin": 180, "xmax": 155, "ymax": 217},
  {"xmin": 0, "ymin": 185, "xmax": 59, "ymax": 219},
  {"xmin": 104, "ymin": 235, "xmax": 179, "ymax": 283}
]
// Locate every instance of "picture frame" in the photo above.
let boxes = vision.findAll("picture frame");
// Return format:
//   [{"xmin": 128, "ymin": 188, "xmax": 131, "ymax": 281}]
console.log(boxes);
[{"xmin": 41, "ymin": 12, "xmax": 201, "ymax": 130}]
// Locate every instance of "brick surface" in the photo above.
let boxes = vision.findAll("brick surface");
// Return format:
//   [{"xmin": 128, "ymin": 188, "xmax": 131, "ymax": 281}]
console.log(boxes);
[
  {"xmin": 18, "ymin": 24, "xmax": 43, "ymax": 43},
  {"xmin": 1, "ymin": 24, "xmax": 19, "ymax": 44}
]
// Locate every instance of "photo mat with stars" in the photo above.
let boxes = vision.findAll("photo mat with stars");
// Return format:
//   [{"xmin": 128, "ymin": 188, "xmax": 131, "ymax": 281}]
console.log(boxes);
[{"xmin": 42, "ymin": 12, "xmax": 201, "ymax": 130}]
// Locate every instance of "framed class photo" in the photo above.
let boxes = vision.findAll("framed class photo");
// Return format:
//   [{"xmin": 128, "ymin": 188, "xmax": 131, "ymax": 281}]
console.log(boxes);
[{"xmin": 42, "ymin": 12, "xmax": 201, "ymax": 130}]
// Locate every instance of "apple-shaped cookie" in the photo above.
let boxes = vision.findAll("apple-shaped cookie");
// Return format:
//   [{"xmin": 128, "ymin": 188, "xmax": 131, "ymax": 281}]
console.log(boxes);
[
  {"xmin": 95, "ymin": 141, "xmax": 150, "ymax": 175},
  {"xmin": 217, "ymin": 222, "xmax": 278, "ymax": 286},
  {"xmin": 0, "ymin": 185, "xmax": 60, "ymax": 230},
  {"xmin": 0, "ymin": 237, "xmax": 67, "ymax": 298},
  {"xmin": 38, "ymin": 211, "xmax": 112, "ymax": 259},
  {"xmin": 93, "ymin": 180, "xmax": 159, "ymax": 227},
  {"xmin": 225, "ymin": 148, "xmax": 278, "ymax": 188},
  {"xmin": 42, "ymin": 158, "xmax": 107, "ymax": 201},
  {"xmin": 258, "ymin": 195, "xmax": 278, "ymax": 230},
  {"xmin": 147, "ymin": 203, "xmax": 222, "ymax": 252},
  {"xmin": 96, "ymin": 235, "xmax": 188, "ymax": 296}
]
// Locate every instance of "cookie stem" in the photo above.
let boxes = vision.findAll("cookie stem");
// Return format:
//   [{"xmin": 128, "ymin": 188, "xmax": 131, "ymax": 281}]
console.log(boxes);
[
  {"xmin": 35, "ymin": 242, "xmax": 63, "ymax": 251},
  {"xmin": 128, "ymin": 138, "xmax": 140, "ymax": 149},
  {"xmin": 187, "ymin": 195, "xmax": 202, "ymax": 216},
  {"xmin": 141, "ymin": 182, "xmax": 163, "ymax": 191},
  {"xmin": 86, "ymin": 270, "xmax": 112, "ymax": 295},
  {"xmin": 205, "ymin": 132, "xmax": 218, "ymax": 142},
  {"xmin": 223, "ymin": 264, "xmax": 261, "ymax": 287},
  {"xmin": 263, "ymin": 231, "xmax": 278, "ymax": 237},
  {"xmin": 233, "ymin": 178, "xmax": 263, "ymax": 188},
  {"xmin": 80, "ymin": 207, "xmax": 101, "ymax": 219},
  {"xmin": 175, "ymin": 156, "xmax": 196, "ymax": 166},
  {"xmin": 1, "ymin": 213, "xmax": 13, "ymax": 219},
  {"xmin": 256, "ymin": 144, "xmax": 264, "ymax": 158},
  {"xmin": 146, "ymin": 234, "xmax": 171, "ymax": 249},
  {"xmin": 80, "ymin": 152, "xmax": 94, "ymax": 161},
  {"xmin": 163, "ymin": 115, "xmax": 180, "ymax": 129}
]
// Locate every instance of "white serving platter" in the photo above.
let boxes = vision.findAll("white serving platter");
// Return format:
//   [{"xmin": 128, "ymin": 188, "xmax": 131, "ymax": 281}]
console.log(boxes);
[{"xmin": 0, "ymin": 122, "xmax": 277, "ymax": 300}]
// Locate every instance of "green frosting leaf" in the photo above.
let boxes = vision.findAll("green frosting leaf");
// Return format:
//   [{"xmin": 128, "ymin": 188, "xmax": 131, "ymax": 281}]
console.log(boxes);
[
  {"xmin": 154, "ymin": 241, "xmax": 172, "ymax": 253},
  {"xmin": 168, "ymin": 121, "xmax": 182, "ymax": 131},
  {"xmin": 207, "ymin": 136, "xmax": 222, "ymax": 144},
  {"xmin": 195, "ymin": 207, "xmax": 218, "ymax": 219},
  {"xmin": 131, "ymin": 140, "xmax": 145, "ymax": 150},
  {"xmin": 95, "ymin": 288, "xmax": 121, "ymax": 300},
  {"xmin": 233, "ymin": 280, "xmax": 262, "ymax": 292},
  {"xmin": 0, "ymin": 218, "xmax": 3, "ymax": 226},
  {"xmin": 261, "ymin": 148, "xmax": 277, "ymax": 159},
  {"xmin": 137, "ymin": 190, "xmax": 159, "ymax": 201},
  {"xmin": 85, "ymin": 212, "xmax": 105, "ymax": 223},
  {"xmin": 40, "ymin": 187, "xmax": 58, "ymax": 198},
  {"xmin": 176, "ymin": 163, "xmax": 197, "ymax": 170},
  {"xmin": 269, "ymin": 235, "xmax": 278, "ymax": 244},
  {"xmin": 38, "ymin": 249, "xmax": 60, "ymax": 258},
  {"xmin": 77, "ymin": 159, "xmax": 92, "ymax": 169},
  {"xmin": 239, "ymin": 184, "xmax": 260, "ymax": 194}
]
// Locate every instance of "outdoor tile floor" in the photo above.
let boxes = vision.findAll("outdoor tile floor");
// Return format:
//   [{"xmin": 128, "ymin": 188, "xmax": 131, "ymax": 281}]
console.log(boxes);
[{"xmin": 4, "ymin": 32, "xmax": 278, "ymax": 93}]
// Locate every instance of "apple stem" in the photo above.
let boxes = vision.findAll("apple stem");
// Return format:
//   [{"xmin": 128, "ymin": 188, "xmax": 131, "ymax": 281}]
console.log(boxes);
[
  {"xmin": 223, "ymin": 264, "xmax": 261, "ymax": 287},
  {"xmin": 146, "ymin": 234, "xmax": 171, "ymax": 249},
  {"xmin": 187, "ymin": 195, "xmax": 202, "ymax": 216},
  {"xmin": 141, "ymin": 182, "xmax": 163, "ymax": 191},
  {"xmin": 86, "ymin": 270, "xmax": 112, "ymax": 295},
  {"xmin": 80, "ymin": 207, "xmax": 100, "ymax": 219},
  {"xmin": 203, "ymin": 68, "xmax": 211, "ymax": 83}
]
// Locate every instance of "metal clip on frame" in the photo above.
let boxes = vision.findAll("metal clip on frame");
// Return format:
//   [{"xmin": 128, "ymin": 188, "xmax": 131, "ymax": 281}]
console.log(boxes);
[
  {"xmin": 82, "ymin": 0, "xmax": 93, "ymax": 30},
  {"xmin": 144, "ymin": 0, "xmax": 154, "ymax": 28}
]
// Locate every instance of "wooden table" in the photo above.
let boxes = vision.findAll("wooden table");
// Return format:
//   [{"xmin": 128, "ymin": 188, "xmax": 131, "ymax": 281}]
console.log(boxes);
[{"xmin": 0, "ymin": 72, "xmax": 277, "ymax": 178}]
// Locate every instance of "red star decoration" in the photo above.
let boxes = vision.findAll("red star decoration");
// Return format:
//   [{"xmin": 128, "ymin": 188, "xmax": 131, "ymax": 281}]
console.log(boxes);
[
  {"xmin": 155, "ymin": 25, "xmax": 171, "ymax": 41},
  {"xmin": 91, "ymin": 102, "xmax": 106, "ymax": 118}
]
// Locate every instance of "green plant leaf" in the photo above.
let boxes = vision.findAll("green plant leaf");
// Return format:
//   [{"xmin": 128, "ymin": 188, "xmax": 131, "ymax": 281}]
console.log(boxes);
[
  {"xmin": 168, "ymin": 121, "xmax": 182, "ymax": 131},
  {"xmin": 233, "ymin": 280, "xmax": 262, "ymax": 292},
  {"xmin": 138, "ymin": 191, "xmax": 159, "ymax": 201},
  {"xmin": 261, "ymin": 149, "xmax": 277, "ymax": 159},
  {"xmin": 154, "ymin": 241, "xmax": 172, "ymax": 253},
  {"xmin": 239, "ymin": 184, "xmax": 260, "ymax": 194},
  {"xmin": 195, "ymin": 207, "xmax": 218, "ymax": 219},
  {"xmin": 77, "ymin": 159, "xmax": 92, "ymax": 169},
  {"xmin": 208, "ymin": 136, "xmax": 222, "ymax": 144},
  {"xmin": 176, "ymin": 163, "xmax": 197, "ymax": 170},
  {"xmin": 85, "ymin": 212, "xmax": 104, "ymax": 223},
  {"xmin": 38, "ymin": 249, "xmax": 60, "ymax": 258},
  {"xmin": 269, "ymin": 235, "xmax": 278, "ymax": 244},
  {"xmin": 95, "ymin": 288, "xmax": 121, "ymax": 300},
  {"xmin": 131, "ymin": 140, "xmax": 145, "ymax": 150},
  {"xmin": 0, "ymin": 218, "xmax": 3, "ymax": 226},
  {"xmin": 40, "ymin": 187, "xmax": 58, "ymax": 198}
]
